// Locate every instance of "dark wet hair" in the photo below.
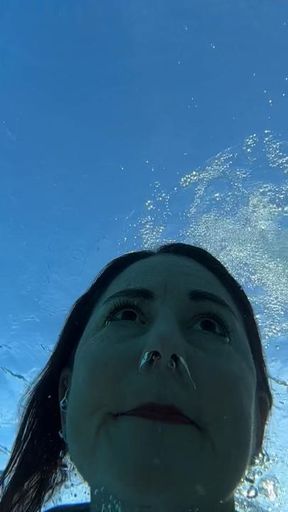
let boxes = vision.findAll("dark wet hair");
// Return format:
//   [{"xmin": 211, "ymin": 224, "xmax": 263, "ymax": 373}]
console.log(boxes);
[{"xmin": 0, "ymin": 242, "xmax": 273, "ymax": 512}]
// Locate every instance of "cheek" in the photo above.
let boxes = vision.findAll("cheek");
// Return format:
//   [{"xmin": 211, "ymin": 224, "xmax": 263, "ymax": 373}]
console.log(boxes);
[
  {"xmin": 202, "ymin": 356, "xmax": 256, "ymax": 436},
  {"xmin": 71, "ymin": 346, "xmax": 123, "ymax": 415}
]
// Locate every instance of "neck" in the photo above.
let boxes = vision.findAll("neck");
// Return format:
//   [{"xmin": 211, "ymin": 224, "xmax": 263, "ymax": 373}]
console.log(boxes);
[{"xmin": 88, "ymin": 487, "xmax": 236, "ymax": 512}]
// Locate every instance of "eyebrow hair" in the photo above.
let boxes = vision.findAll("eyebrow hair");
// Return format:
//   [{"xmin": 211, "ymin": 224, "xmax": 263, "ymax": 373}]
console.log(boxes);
[{"xmin": 102, "ymin": 287, "xmax": 238, "ymax": 320}]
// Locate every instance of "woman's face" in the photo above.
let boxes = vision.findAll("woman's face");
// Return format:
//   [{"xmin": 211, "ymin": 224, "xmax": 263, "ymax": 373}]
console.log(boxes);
[{"xmin": 59, "ymin": 254, "xmax": 258, "ymax": 512}]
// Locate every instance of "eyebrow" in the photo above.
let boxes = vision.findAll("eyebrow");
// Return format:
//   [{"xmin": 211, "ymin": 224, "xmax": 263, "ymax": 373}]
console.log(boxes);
[{"xmin": 102, "ymin": 287, "xmax": 238, "ymax": 319}]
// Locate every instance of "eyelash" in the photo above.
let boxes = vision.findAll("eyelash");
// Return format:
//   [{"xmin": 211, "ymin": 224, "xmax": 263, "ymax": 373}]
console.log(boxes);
[{"xmin": 105, "ymin": 298, "xmax": 232, "ymax": 340}]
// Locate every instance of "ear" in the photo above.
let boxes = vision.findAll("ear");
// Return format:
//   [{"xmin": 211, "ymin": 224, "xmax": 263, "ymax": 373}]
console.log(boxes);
[
  {"xmin": 251, "ymin": 391, "xmax": 270, "ymax": 462},
  {"xmin": 58, "ymin": 367, "xmax": 73, "ymax": 441}
]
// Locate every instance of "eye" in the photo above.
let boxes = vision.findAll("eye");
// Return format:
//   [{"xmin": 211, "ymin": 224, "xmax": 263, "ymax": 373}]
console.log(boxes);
[
  {"xmin": 104, "ymin": 298, "xmax": 231, "ymax": 342},
  {"xmin": 105, "ymin": 299, "xmax": 143, "ymax": 324}
]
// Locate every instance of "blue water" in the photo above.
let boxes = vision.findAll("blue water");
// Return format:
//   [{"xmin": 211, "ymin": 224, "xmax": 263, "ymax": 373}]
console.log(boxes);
[{"xmin": 0, "ymin": 2, "xmax": 287, "ymax": 511}]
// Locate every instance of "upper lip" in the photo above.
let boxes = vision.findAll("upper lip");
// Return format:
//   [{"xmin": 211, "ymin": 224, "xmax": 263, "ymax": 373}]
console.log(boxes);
[{"xmin": 118, "ymin": 402, "xmax": 194, "ymax": 424}]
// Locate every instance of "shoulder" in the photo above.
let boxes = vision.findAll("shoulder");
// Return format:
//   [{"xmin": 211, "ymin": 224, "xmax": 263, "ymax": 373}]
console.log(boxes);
[{"xmin": 46, "ymin": 504, "xmax": 90, "ymax": 512}]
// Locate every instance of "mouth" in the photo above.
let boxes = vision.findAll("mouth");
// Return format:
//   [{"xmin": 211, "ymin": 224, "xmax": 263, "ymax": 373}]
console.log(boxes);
[{"xmin": 113, "ymin": 402, "xmax": 200, "ymax": 429}]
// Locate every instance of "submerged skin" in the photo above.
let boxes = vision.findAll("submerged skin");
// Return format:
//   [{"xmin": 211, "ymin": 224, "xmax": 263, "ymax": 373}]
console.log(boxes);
[{"xmin": 58, "ymin": 254, "xmax": 259, "ymax": 512}]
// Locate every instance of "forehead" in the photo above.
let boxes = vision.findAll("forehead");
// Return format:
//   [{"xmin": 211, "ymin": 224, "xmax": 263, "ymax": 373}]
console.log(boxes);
[{"xmin": 100, "ymin": 254, "xmax": 237, "ymax": 313}]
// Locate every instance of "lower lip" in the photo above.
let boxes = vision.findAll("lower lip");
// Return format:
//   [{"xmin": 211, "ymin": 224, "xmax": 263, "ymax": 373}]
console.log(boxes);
[{"xmin": 119, "ymin": 411, "xmax": 192, "ymax": 425}]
